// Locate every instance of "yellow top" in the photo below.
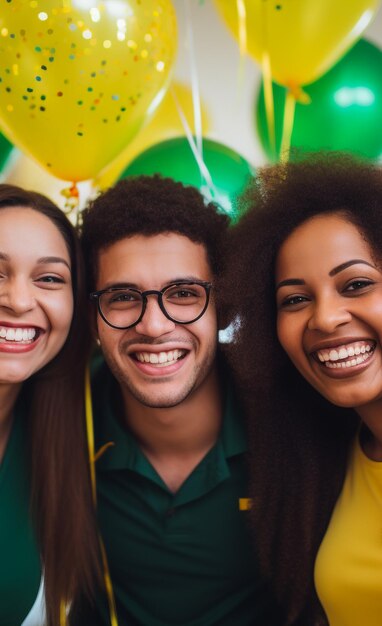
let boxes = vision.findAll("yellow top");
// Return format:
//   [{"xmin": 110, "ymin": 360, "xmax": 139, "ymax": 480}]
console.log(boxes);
[{"xmin": 314, "ymin": 437, "xmax": 382, "ymax": 626}]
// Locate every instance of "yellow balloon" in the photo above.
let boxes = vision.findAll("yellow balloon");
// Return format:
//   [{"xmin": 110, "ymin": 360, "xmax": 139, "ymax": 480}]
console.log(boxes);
[
  {"xmin": 0, "ymin": 0, "xmax": 177, "ymax": 182},
  {"xmin": 96, "ymin": 80, "xmax": 210, "ymax": 189},
  {"xmin": 214, "ymin": 0, "xmax": 380, "ymax": 87}
]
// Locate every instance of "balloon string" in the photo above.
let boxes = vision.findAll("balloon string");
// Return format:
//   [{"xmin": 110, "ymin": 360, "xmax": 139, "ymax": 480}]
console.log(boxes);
[
  {"xmin": 171, "ymin": 88, "xmax": 218, "ymax": 201},
  {"xmin": 185, "ymin": 0, "xmax": 203, "ymax": 158},
  {"xmin": 280, "ymin": 90, "xmax": 296, "ymax": 162},
  {"xmin": 262, "ymin": 52, "xmax": 276, "ymax": 160},
  {"xmin": 259, "ymin": 0, "xmax": 276, "ymax": 159},
  {"xmin": 236, "ymin": 0, "xmax": 247, "ymax": 91},
  {"xmin": 85, "ymin": 367, "xmax": 119, "ymax": 626}
]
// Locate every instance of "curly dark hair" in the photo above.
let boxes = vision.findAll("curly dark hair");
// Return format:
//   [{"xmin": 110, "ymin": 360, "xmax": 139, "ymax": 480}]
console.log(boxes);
[
  {"xmin": 81, "ymin": 175, "xmax": 230, "ymax": 290},
  {"xmin": 222, "ymin": 152, "xmax": 382, "ymax": 625}
]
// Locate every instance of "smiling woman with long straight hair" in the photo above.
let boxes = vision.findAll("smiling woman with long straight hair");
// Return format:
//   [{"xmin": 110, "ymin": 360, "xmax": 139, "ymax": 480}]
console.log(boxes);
[
  {"xmin": 223, "ymin": 153, "xmax": 382, "ymax": 626},
  {"xmin": 0, "ymin": 184, "xmax": 100, "ymax": 626}
]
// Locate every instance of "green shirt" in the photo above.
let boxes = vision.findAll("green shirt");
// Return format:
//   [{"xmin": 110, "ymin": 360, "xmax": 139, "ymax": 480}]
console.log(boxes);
[
  {"xmin": 71, "ymin": 360, "xmax": 281, "ymax": 626},
  {"xmin": 0, "ymin": 394, "xmax": 41, "ymax": 626}
]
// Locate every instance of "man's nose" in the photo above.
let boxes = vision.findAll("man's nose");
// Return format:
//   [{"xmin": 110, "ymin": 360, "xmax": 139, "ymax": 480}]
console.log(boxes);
[{"xmin": 134, "ymin": 294, "xmax": 176, "ymax": 337}]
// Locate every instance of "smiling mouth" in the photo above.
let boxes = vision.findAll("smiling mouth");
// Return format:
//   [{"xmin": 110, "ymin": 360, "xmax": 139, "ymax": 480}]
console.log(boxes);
[
  {"xmin": 133, "ymin": 348, "xmax": 187, "ymax": 368},
  {"xmin": 313, "ymin": 340, "xmax": 376, "ymax": 370},
  {"xmin": 0, "ymin": 326, "xmax": 41, "ymax": 345}
]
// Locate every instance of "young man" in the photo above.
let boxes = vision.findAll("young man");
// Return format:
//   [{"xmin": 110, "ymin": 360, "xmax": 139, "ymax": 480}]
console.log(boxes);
[{"xmin": 71, "ymin": 175, "xmax": 281, "ymax": 625}]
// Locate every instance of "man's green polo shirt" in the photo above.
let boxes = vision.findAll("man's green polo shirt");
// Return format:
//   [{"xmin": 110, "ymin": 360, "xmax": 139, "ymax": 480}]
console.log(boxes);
[{"xmin": 71, "ymin": 359, "xmax": 281, "ymax": 626}]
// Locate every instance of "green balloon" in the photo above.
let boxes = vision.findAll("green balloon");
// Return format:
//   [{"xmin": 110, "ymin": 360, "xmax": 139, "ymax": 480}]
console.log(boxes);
[
  {"xmin": 0, "ymin": 132, "xmax": 13, "ymax": 173},
  {"xmin": 256, "ymin": 39, "xmax": 382, "ymax": 162},
  {"xmin": 121, "ymin": 136, "xmax": 254, "ymax": 222}
]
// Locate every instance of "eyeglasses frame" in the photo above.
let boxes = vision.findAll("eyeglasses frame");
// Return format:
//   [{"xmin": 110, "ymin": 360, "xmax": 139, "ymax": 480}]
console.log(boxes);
[{"xmin": 90, "ymin": 281, "xmax": 212, "ymax": 330}]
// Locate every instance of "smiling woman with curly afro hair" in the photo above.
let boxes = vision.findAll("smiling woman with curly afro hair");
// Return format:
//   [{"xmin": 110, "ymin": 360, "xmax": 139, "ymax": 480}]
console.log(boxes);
[{"xmin": 222, "ymin": 152, "xmax": 382, "ymax": 626}]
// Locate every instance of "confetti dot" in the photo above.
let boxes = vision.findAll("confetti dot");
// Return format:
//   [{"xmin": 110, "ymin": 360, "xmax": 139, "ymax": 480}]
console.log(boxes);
[
  {"xmin": 22, "ymin": 95, "xmax": 28, "ymax": 100},
  {"xmin": 35, "ymin": 46, "xmax": 42, "ymax": 52},
  {"xmin": 116, "ymin": 115, "xmax": 121, "ymax": 122},
  {"xmin": 91, "ymin": 72, "xmax": 96, "ymax": 77},
  {"xmin": 6, "ymin": 105, "xmax": 13, "ymax": 112},
  {"xmin": 41, "ymin": 95, "xmax": 46, "ymax": 100},
  {"xmin": 156, "ymin": 61, "xmax": 165, "ymax": 72},
  {"xmin": 83, "ymin": 29, "xmax": 92, "ymax": 40},
  {"xmin": 87, "ymin": 87, "xmax": 93, "ymax": 92},
  {"xmin": 69, "ymin": 54, "xmax": 75, "ymax": 60},
  {"xmin": 40, "ymin": 106, "xmax": 45, "ymax": 111},
  {"xmin": 77, "ymin": 100, "xmax": 83, "ymax": 105},
  {"xmin": 57, "ymin": 91, "xmax": 63, "ymax": 96},
  {"xmin": 69, "ymin": 23, "xmax": 77, "ymax": 32},
  {"xmin": 35, "ymin": 75, "xmax": 42, "ymax": 81},
  {"xmin": 49, "ymin": 57, "xmax": 54, "ymax": 62},
  {"xmin": 38, "ymin": 12, "xmax": 48, "ymax": 21},
  {"xmin": 10, "ymin": 33, "xmax": 15, "ymax": 39},
  {"xmin": 77, "ymin": 132, "xmax": 83, "ymax": 136},
  {"xmin": 120, "ymin": 107, "xmax": 126, "ymax": 112},
  {"xmin": 112, "ymin": 94, "xmax": 119, "ymax": 101},
  {"xmin": 47, "ymin": 29, "xmax": 53, "ymax": 35},
  {"xmin": 27, "ymin": 87, "xmax": 33, "ymax": 92},
  {"xmin": 20, "ymin": 29, "xmax": 26, "ymax": 36},
  {"xmin": 90, "ymin": 8, "xmax": 100, "ymax": 22},
  {"xmin": 6, "ymin": 87, "xmax": 11, "ymax": 92},
  {"xmin": 103, "ymin": 40, "xmax": 111, "ymax": 49},
  {"xmin": 41, "ymin": 65, "xmax": 47, "ymax": 70},
  {"xmin": 1, "ymin": 28, "xmax": 8, "ymax": 37}
]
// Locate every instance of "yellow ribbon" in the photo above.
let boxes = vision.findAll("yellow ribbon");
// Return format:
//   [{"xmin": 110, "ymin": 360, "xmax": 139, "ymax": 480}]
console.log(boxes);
[{"xmin": 85, "ymin": 366, "xmax": 119, "ymax": 626}]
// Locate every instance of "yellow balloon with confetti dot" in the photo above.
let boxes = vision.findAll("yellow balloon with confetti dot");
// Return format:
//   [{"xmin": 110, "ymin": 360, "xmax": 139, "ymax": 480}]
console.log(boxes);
[{"xmin": 0, "ymin": 0, "xmax": 177, "ymax": 182}]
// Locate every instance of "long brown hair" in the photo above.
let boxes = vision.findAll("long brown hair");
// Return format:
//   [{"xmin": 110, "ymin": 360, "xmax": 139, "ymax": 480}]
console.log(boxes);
[
  {"xmin": 0, "ymin": 185, "xmax": 100, "ymax": 625},
  {"xmin": 222, "ymin": 153, "xmax": 382, "ymax": 624}
]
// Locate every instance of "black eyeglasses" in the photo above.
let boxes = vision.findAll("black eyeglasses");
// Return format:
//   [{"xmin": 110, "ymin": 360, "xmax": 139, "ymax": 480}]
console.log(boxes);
[{"xmin": 90, "ymin": 281, "xmax": 212, "ymax": 330}]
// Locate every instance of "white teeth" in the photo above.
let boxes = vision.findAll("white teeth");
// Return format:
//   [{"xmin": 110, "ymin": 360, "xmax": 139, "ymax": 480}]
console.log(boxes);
[
  {"xmin": 325, "ymin": 351, "xmax": 371, "ymax": 369},
  {"xmin": 329, "ymin": 349, "xmax": 339, "ymax": 361},
  {"xmin": 135, "ymin": 349, "xmax": 185, "ymax": 366},
  {"xmin": 316, "ymin": 341, "xmax": 375, "ymax": 364},
  {"xmin": 0, "ymin": 326, "xmax": 37, "ymax": 343}
]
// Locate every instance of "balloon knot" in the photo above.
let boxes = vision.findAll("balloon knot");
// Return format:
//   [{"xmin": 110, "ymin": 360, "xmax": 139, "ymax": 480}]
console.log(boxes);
[
  {"xmin": 287, "ymin": 84, "xmax": 311, "ymax": 105},
  {"xmin": 60, "ymin": 183, "xmax": 81, "ymax": 223}
]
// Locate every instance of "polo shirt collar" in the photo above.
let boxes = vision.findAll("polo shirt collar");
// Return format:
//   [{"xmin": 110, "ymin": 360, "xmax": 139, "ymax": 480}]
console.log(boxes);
[{"xmin": 93, "ymin": 361, "xmax": 247, "ymax": 478}]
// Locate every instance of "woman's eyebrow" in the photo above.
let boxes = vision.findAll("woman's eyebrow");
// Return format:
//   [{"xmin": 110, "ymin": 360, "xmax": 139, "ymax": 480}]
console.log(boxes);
[
  {"xmin": 37, "ymin": 256, "xmax": 71, "ymax": 270},
  {"xmin": 329, "ymin": 259, "xmax": 375, "ymax": 276},
  {"xmin": 276, "ymin": 278, "xmax": 305, "ymax": 291}
]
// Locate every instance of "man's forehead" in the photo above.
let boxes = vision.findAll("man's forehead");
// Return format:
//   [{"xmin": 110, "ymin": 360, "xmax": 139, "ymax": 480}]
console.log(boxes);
[{"xmin": 96, "ymin": 232, "xmax": 212, "ymax": 288}]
